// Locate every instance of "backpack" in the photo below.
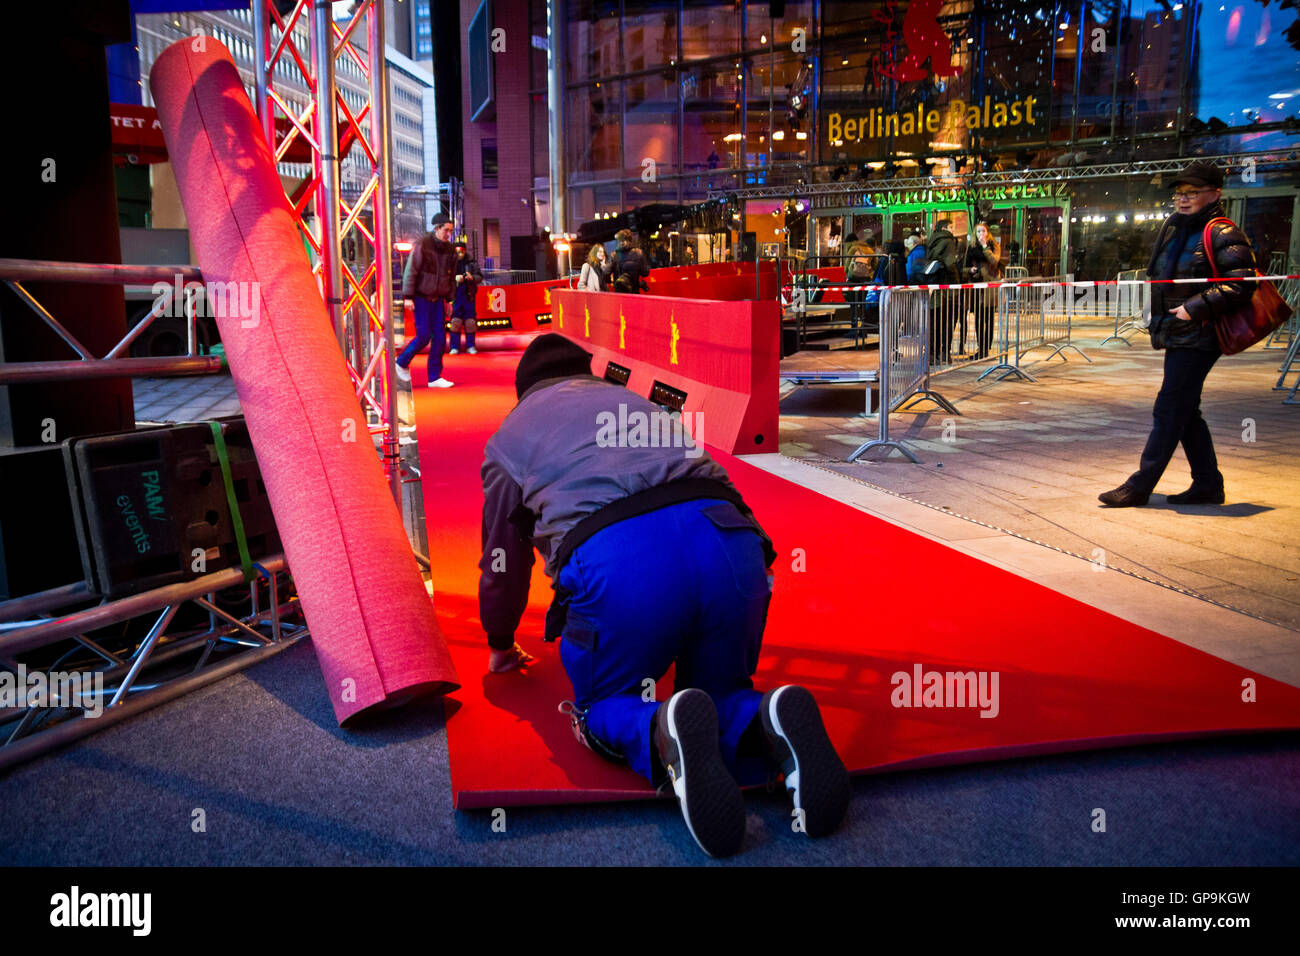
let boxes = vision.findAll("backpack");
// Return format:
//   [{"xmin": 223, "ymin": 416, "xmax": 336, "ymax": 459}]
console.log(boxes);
[{"xmin": 923, "ymin": 233, "xmax": 957, "ymax": 278}]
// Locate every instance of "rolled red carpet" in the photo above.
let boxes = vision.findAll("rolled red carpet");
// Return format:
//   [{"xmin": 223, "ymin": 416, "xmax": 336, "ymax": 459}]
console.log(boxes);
[{"xmin": 150, "ymin": 39, "xmax": 458, "ymax": 724}]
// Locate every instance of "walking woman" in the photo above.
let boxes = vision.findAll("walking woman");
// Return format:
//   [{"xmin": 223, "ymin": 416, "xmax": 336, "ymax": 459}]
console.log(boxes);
[{"xmin": 1099, "ymin": 162, "xmax": 1257, "ymax": 507}]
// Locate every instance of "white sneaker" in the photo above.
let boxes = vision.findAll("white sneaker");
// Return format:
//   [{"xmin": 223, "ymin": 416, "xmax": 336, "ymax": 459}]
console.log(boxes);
[
  {"xmin": 395, "ymin": 364, "xmax": 411, "ymax": 383},
  {"xmin": 467, "ymin": 347, "xmax": 478, "ymax": 354},
  {"xmin": 428, "ymin": 377, "xmax": 455, "ymax": 388},
  {"xmin": 449, "ymin": 348, "xmax": 460, "ymax": 355}
]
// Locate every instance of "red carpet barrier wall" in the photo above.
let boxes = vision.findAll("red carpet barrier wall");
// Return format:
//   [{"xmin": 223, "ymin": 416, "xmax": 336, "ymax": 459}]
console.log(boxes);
[
  {"xmin": 550, "ymin": 290, "xmax": 779, "ymax": 454},
  {"xmin": 474, "ymin": 278, "xmax": 567, "ymax": 328},
  {"xmin": 645, "ymin": 260, "xmax": 782, "ymax": 301},
  {"xmin": 806, "ymin": 266, "xmax": 849, "ymax": 303},
  {"xmin": 150, "ymin": 40, "xmax": 458, "ymax": 724},
  {"xmin": 467, "ymin": 265, "xmax": 781, "ymax": 330}
]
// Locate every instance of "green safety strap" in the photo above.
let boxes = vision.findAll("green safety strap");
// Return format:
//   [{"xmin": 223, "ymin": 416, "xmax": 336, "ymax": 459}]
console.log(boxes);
[{"xmin": 207, "ymin": 421, "xmax": 255, "ymax": 582}]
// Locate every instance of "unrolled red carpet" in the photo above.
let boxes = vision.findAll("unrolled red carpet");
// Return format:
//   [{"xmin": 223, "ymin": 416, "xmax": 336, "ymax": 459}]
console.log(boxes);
[{"xmin": 417, "ymin": 348, "xmax": 1300, "ymax": 809}]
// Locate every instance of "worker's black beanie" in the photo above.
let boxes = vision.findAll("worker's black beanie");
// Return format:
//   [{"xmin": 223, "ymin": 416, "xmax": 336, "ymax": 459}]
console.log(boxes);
[{"xmin": 515, "ymin": 333, "xmax": 593, "ymax": 399}]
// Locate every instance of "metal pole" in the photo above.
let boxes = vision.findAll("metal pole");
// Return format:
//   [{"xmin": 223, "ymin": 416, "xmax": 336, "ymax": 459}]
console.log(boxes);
[
  {"xmin": 0, "ymin": 356, "xmax": 221, "ymax": 385},
  {"xmin": 546, "ymin": 0, "xmax": 567, "ymax": 236},
  {"xmin": 252, "ymin": 0, "xmax": 274, "ymax": 149},
  {"xmin": 369, "ymin": 1, "xmax": 401, "ymax": 506},
  {"xmin": 107, "ymin": 605, "xmax": 179, "ymax": 708},
  {"xmin": 0, "ymin": 583, "xmax": 93, "ymax": 623},
  {"xmin": 0, "ymin": 259, "xmax": 201, "ymax": 284},
  {"xmin": 312, "ymin": 0, "xmax": 346, "ymax": 351}
]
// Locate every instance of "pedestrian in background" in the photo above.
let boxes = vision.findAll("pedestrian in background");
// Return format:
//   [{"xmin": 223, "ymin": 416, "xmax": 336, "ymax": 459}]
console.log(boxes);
[
  {"xmin": 925, "ymin": 219, "xmax": 959, "ymax": 363},
  {"xmin": 905, "ymin": 234, "xmax": 926, "ymax": 284},
  {"xmin": 964, "ymin": 222, "xmax": 1001, "ymax": 359},
  {"xmin": 449, "ymin": 240, "xmax": 483, "ymax": 355},
  {"xmin": 1100, "ymin": 161, "xmax": 1257, "ymax": 507},
  {"xmin": 613, "ymin": 229, "xmax": 650, "ymax": 294},
  {"xmin": 398, "ymin": 212, "xmax": 457, "ymax": 388},
  {"xmin": 861, "ymin": 239, "xmax": 907, "ymax": 335},
  {"xmin": 579, "ymin": 244, "xmax": 612, "ymax": 292},
  {"xmin": 843, "ymin": 232, "xmax": 874, "ymax": 331}
]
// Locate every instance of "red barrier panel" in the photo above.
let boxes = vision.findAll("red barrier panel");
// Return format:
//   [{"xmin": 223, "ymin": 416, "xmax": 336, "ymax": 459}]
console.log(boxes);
[
  {"xmin": 805, "ymin": 266, "xmax": 850, "ymax": 303},
  {"xmin": 645, "ymin": 260, "xmax": 782, "ymax": 302},
  {"xmin": 451, "ymin": 262, "xmax": 786, "ymax": 335},
  {"xmin": 550, "ymin": 289, "xmax": 779, "ymax": 455},
  {"xmin": 469, "ymin": 277, "xmax": 568, "ymax": 330}
]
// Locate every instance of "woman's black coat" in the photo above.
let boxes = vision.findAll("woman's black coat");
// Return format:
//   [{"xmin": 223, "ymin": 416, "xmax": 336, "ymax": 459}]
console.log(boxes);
[{"xmin": 1145, "ymin": 201, "xmax": 1256, "ymax": 351}]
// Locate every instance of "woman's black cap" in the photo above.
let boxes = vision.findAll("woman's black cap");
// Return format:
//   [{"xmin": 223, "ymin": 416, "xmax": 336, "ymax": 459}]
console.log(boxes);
[{"xmin": 1171, "ymin": 161, "xmax": 1224, "ymax": 189}]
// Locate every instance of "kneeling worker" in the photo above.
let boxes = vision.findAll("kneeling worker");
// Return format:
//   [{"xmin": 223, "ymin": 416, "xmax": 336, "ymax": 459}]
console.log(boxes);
[{"xmin": 478, "ymin": 334, "xmax": 850, "ymax": 856}]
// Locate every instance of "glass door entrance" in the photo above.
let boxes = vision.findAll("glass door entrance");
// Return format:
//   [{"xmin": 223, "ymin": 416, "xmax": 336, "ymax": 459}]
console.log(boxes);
[
  {"xmin": 1021, "ymin": 206, "xmax": 1067, "ymax": 276},
  {"xmin": 1224, "ymin": 189, "xmax": 1298, "ymax": 272},
  {"xmin": 811, "ymin": 199, "xmax": 1069, "ymax": 275}
]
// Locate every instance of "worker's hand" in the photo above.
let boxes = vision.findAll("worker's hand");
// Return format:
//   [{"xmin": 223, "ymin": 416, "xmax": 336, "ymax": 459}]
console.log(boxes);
[
  {"xmin": 1169, "ymin": 305, "xmax": 1191, "ymax": 322},
  {"xmin": 455, "ymin": 274, "xmax": 463, "ymax": 283},
  {"xmin": 489, "ymin": 642, "xmax": 536, "ymax": 673}
]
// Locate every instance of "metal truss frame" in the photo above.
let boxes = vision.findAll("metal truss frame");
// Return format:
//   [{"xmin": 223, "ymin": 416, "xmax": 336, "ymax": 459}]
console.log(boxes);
[
  {"xmin": 714, "ymin": 149, "xmax": 1300, "ymax": 203},
  {"xmin": 0, "ymin": 259, "xmax": 222, "ymax": 385},
  {"xmin": 0, "ymin": 555, "xmax": 307, "ymax": 770},
  {"xmin": 251, "ymin": 0, "xmax": 401, "ymax": 502}
]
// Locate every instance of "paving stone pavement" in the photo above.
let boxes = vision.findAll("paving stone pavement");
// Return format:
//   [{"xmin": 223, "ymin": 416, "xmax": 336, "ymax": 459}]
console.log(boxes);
[
  {"xmin": 779, "ymin": 319, "xmax": 1300, "ymax": 631},
  {"xmin": 133, "ymin": 373, "xmax": 242, "ymax": 423}
]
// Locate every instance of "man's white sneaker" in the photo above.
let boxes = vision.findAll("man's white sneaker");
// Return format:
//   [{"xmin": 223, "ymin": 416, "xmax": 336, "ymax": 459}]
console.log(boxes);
[
  {"xmin": 449, "ymin": 348, "xmax": 460, "ymax": 355},
  {"xmin": 428, "ymin": 377, "xmax": 455, "ymax": 388},
  {"xmin": 395, "ymin": 364, "xmax": 411, "ymax": 383},
  {"xmin": 467, "ymin": 347, "xmax": 478, "ymax": 354}
]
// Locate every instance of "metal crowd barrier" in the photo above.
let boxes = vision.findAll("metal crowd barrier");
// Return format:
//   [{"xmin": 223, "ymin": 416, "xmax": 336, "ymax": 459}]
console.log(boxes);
[
  {"xmin": 482, "ymin": 269, "xmax": 538, "ymax": 286},
  {"xmin": 1273, "ymin": 264, "xmax": 1300, "ymax": 404},
  {"xmin": 831, "ymin": 272, "xmax": 1299, "ymax": 464},
  {"xmin": 847, "ymin": 287, "xmax": 958, "ymax": 463},
  {"xmin": 1017, "ymin": 272, "xmax": 1092, "ymax": 366},
  {"xmin": 1099, "ymin": 268, "xmax": 1148, "ymax": 347},
  {"xmin": 921, "ymin": 282, "xmax": 1012, "ymax": 378},
  {"xmin": 1277, "ymin": 333, "xmax": 1300, "ymax": 405},
  {"xmin": 1265, "ymin": 258, "xmax": 1300, "ymax": 351}
]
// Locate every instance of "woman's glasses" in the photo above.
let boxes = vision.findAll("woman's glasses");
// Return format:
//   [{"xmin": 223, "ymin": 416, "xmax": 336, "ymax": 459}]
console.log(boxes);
[{"xmin": 1171, "ymin": 187, "xmax": 1212, "ymax": 200}]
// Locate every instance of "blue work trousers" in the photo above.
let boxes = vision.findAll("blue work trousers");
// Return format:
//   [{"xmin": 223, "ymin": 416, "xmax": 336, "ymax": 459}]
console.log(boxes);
[{"xmin": 557, "ymin": 499, "xmax": 772, "ymax": 786}]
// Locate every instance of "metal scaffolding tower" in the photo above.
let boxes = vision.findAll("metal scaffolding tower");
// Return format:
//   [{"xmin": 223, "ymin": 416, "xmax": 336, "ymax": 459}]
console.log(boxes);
[{"xmin": 251, "ymin": 0, "xmax": 401, "ymax": 503}]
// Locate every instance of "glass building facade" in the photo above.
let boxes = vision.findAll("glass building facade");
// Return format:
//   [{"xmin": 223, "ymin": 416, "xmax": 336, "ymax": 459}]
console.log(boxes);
[{"xmin": 514, "ymin": 0, "xmax": 1300, "ymax": 277}]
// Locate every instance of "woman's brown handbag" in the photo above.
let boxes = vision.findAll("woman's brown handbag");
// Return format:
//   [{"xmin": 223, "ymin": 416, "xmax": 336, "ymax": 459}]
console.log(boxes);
[{"xmin": 1201, "ymin": 217, "xmax": 1293, "ymax": 355}]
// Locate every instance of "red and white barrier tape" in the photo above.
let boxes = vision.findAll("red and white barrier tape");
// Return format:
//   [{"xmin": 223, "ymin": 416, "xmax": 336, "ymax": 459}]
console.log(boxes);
[{"xmin": 781, "ymin": 273, "xmax": 1300, "ymax": 294}]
